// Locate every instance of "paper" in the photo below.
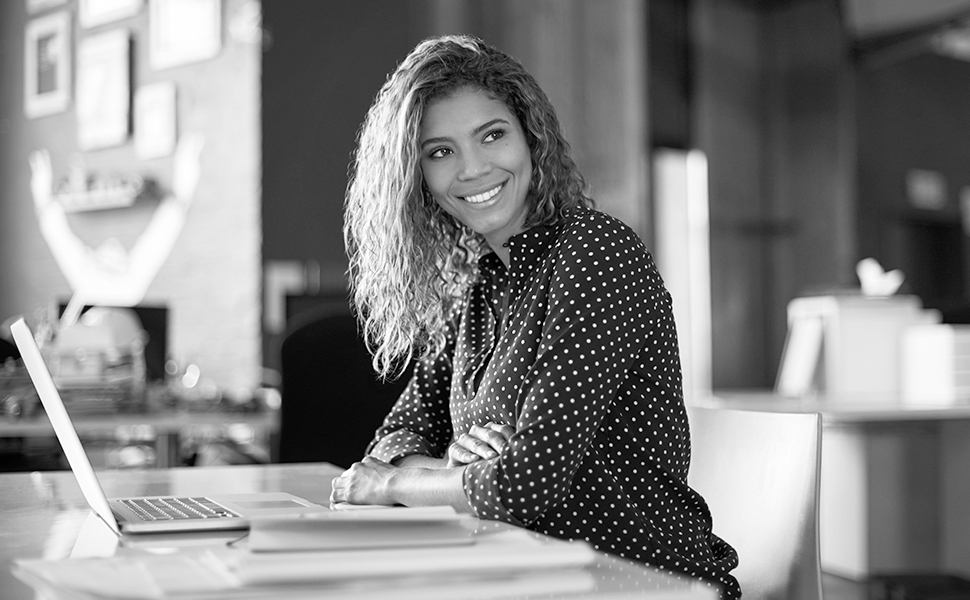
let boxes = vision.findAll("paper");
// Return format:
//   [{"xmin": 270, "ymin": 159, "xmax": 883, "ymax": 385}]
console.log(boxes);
[
  {"xmin": 248, "ymin": 506, "xmax": 475, "ymax": 552},
  {"xmin": 13, "ymin": 530, "xmax": 599, "ymax": 599},
  {"xmin": 14, "ymin": 552, "xmax": 236, "ymax": 599},
  {"xmin": 856, "ymin": 257, "xmax": 904, "ymax": 298},
  {"xmin": 229, "ymin": 530, "xmax": 597, "ymax": 585},
  {"xmin": 775, "ymin": 315, "xmax": 824, "ymax": 397}
]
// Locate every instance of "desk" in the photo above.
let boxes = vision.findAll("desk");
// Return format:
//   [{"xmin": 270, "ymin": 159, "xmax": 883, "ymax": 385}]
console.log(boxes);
[
  {"xmin": 0, "ymin": 463, "xmax": 716, "ymax": 599},
  {"xmin": 0, "ymin": 409, "xmax": 278, "ymax": 468},
  {"xmin": 696, "ymin": 391, "xmax": 970, "ymax": 580}
]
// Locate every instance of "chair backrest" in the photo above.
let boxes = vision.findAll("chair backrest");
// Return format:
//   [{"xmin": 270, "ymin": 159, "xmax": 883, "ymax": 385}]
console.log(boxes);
[
  {"xmin": 686, "ymin": 405, "xmax": 823, "ymax": 600},
  {"xmin": 277, "ymin": 310, "xmax": 411, "ymax": 468}
]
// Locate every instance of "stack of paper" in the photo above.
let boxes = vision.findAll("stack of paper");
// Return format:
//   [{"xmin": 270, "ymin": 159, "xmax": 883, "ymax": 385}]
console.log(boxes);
[
  {"xmin": 901, "ymin": 324, "xmax": 970, "ymax": 404},
  {"xmin": 232, "ymin": 529, "xmax": 596, "ymax": 586},
  {"xmin": 247, "ymin": 505, "xmax": 475, "ymax": 551},
  {"xmin": 13, "ymin": 506, "xmax": 600, "ymax": 599}
]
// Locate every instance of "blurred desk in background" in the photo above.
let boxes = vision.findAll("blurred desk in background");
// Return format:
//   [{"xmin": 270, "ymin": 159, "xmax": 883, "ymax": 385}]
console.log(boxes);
[
  {"xmin": 0, "ymin": 408, "xmax": 278, "ymax": 470},
  {"xmin": 697, "ymin": 391, "xmax": 970, "ymax": 582}
]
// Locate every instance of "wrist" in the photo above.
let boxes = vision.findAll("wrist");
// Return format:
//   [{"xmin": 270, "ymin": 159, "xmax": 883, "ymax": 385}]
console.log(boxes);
[{"xmin": 384, "ymin": 465, "xmax": 422, "ymax": 506}]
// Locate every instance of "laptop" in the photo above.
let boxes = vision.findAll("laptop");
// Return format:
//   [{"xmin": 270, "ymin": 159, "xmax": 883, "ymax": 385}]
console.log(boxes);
[{"xmin": 9, "ymin": 317, "xmax": 327, "ymax": 535}]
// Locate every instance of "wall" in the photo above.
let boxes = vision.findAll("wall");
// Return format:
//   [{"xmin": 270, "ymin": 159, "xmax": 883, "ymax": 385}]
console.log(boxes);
[
  {"xmin": 260, "ymin": 0, "xmax": 435, "ymax": 370},
  {"xmin": 693, "ymin": 0, "xmax": 857, "ymax": 388},
  {"xmin": 857, "ymin": 52, "xmax": 970, "ymax": 317},
  {"xmin": 261, "ymin": 0, "xmax": 430, "ymax": 286},
  {"xmin": 0, "ymin": 0, "xmax": 263, "ymax": 390}
]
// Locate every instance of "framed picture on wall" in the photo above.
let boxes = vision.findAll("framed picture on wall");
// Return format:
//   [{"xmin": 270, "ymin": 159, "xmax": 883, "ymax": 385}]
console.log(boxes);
[
  {"xmin": 79, "ymin": 0, "xmax": 143, "ymax": 29},
  {"xmin": 24, "ymin": 11, "xmax": 71, "ymax": 119},
  {"xmin": 134, "ymin": 81, "xmax": 177, "ymax": 159},
  {"xmin": 26, "ymin": 0, "xmax": 67, "ymax": 14},
  {"xmin": 149, "ymin": 0, "xmax": 221, "ymax": 70},
  {"xmin": 76, "ymin": 29, "xmax": 131, "ymax": 149}
]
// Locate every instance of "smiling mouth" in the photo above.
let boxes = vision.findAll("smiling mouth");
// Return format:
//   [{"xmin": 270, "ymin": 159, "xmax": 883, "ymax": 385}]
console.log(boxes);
[{"xmin": 461, "ymin": 183, "xmax": 504, "ymax": 204}]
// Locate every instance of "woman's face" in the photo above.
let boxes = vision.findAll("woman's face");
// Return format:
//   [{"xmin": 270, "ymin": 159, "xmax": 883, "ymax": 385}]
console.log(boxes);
[{"xmin": 419, "ymin": 87, "xmax": 533, "ymax": 252}]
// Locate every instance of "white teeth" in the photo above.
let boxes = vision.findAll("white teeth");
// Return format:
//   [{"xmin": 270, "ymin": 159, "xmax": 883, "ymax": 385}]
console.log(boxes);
[{"xmin": 463, "ymin": 184, "xmax": 503, "ymax": 204}]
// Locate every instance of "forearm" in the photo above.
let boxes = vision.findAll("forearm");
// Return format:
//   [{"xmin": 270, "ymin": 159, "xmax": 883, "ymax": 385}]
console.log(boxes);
[
  {"xmin": 387, "ymin": 466, "xmax": 474, "ymax": 514},
  {"xmin": 392, "ymin": 454, "xmax": 447, "ymax": 468}
]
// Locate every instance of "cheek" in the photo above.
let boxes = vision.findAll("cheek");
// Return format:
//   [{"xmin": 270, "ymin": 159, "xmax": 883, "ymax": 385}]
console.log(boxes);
[
  {"xmin": 421, "ymin": 163, "xmax": 450, "ymax": 198},
  {"xmin": 427, "ymin": 188, "xmax": 460, "ymax": 219}
]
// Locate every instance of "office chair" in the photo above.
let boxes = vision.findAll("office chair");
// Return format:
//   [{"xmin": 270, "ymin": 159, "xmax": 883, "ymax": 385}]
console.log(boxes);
[
  {"xmin": 0, "ymin": 336, "xmax": 19, "ymax": 363},
  {"xmin": 277, "ymin": 308, "xmax": 412, "ymax": 468},
  {"xmin": 686, "ymin": 405, "xmax": 823, "ymax": 600}
]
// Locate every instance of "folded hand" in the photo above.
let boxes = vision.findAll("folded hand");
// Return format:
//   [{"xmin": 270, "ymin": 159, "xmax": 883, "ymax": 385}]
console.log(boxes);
[{"xmin": 446, "ymin": 422, "xmax": 515, "ymax": 467}]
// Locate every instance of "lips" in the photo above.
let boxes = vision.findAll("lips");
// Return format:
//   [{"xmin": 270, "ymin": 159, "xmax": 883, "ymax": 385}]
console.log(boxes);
[{"xmin": 461, "ymin": 182, "xmax": 504, "ymax": 204}]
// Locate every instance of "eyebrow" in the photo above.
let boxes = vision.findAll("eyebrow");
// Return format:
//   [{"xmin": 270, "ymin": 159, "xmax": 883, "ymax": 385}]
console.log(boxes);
[{"xmin": 420, "ymin": 118, "xmax": 511, "ymax": 149}]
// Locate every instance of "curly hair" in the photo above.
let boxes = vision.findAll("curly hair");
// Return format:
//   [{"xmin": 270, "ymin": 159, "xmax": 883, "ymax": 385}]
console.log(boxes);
[{"xmin": 344, "ymin": 34, "xmax": 592, "ymax": 378}]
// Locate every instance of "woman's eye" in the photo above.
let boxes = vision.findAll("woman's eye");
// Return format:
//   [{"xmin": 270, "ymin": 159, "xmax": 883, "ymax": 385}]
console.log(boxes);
[
  {"xmin": 428, "ymin": 147, "xmax": 452, "ymax": 159},
  {"xmin": 484, "ymin": 129, "xmax": 505, "ymax": 143}
]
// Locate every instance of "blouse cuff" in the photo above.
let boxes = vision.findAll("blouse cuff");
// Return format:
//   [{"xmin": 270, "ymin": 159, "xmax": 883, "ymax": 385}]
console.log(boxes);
[
  {"xmin": 462, "ymin": 459, "xmax": 526, "ymax": 527},
  {"xmin": 368, "ymin": 430, "xmax": 437, "ymax": 464}
]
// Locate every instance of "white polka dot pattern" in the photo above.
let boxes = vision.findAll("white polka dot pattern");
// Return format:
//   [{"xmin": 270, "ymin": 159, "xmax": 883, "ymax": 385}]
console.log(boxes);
[{"xmin": 368, "ymin": 206, "xmax": 740, "ymax": 598}]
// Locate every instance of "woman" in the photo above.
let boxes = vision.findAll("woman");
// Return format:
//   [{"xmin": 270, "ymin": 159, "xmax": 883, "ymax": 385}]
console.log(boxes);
[{"xmin": 335, "ymin": 35, "xmax": 740, "ymax": 598}]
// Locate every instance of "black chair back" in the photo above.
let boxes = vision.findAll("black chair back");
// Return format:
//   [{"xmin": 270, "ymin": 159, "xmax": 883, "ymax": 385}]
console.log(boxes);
[{"xmin": 278, "ymin": 309, "xmax": 411, "ymax": 468}]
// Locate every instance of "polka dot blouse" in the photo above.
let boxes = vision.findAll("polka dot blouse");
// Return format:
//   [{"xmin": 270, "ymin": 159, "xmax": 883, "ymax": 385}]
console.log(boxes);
[{"xmin": 368, "ymin": 206, "xmax": 740, "ymax": 599}]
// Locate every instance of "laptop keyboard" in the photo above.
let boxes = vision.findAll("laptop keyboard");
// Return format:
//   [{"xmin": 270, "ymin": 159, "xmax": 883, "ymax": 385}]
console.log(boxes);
[{"xmin": 120, "ymin": 497, "xmax": 240, "ymax": 521}]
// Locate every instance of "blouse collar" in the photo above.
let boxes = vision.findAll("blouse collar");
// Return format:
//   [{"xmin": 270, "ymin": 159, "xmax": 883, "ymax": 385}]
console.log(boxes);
[{"xmin": 478, "ymin": 212, "xmax": 568, "ymax": 277}]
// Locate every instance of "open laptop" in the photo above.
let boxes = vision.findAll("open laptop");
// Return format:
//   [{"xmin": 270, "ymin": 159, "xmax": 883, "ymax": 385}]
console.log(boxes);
[{"xmin": 9, "ymin": 317, "xmax": 327, "ymax": 535}]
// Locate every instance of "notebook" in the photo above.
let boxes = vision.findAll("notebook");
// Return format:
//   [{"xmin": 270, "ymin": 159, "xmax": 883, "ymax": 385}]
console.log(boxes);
[{"xmin": 9, "ymin": 317, "xmax": 327, "ymax": 535}]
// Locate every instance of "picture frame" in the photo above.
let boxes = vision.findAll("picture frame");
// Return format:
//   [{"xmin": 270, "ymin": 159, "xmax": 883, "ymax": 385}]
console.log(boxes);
[
  {"xmin": 79, "ymin": 0, "xmax": 143, "ymax": 29},
  {"xmin": 149, "ymin": 0, "xmax": 221, "ymax": 71},
  {"xmin": 26, "ymin": 0, "xmax": 67, "ymax": 15},
  {"xmin": 134, "ymin": 81, "xmax": 177, "ymax": 159},
  {"xmin": 76, "ymin": 29, "xmax": 131, "ymax": 150},
  {"xmin": 24, "ymin": 11, "xmax": 71, "ymax": 119}
]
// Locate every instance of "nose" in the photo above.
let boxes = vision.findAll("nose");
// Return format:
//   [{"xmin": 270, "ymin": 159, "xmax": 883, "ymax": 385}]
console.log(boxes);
[{"xmin": 457, "ymin": 147, "xmax": 490, "ymax": 181}]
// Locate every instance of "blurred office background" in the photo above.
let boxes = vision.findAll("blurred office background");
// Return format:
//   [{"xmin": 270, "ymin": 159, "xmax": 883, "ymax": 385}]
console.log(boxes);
[{"xmin": 2, "ymin": 0, "xmax": 970, "ymax": 405}]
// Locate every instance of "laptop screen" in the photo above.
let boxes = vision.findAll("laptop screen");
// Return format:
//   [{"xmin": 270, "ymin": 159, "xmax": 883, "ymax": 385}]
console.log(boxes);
[{"xmin": 9, "ymin": 318, "xmax": 122, "ymax": 535}]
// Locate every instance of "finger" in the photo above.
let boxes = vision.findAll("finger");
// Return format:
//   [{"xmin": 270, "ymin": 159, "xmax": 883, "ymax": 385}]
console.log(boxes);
[
  {"xmin": 486, "ymin": 422, "xmax": 515, "ymax": 439},
  {"xmin": 468, "ymin": 425, "xmax": 507, "ymax": 453},
  {"xmin": 458, "ymin": 432, "xmax": 498, "ymax": 459},
  {"xmin": 448, "ymin": 443, "xmax": 482, "ymax": 466}
]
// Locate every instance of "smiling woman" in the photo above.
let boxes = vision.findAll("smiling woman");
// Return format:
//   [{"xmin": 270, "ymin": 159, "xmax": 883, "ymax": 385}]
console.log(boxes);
[
  {"xmin": 419, "ymin": 89, "xmax": 532, "ymax": 265},
  {"xmin": 338, "ymin": 35, "xmax": 741, "ymax": 600}
]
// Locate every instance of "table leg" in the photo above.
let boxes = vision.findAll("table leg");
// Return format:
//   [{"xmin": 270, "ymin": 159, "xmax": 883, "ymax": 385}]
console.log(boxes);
[
  {"xmin": 941, "ymin": 419, "xmax": 970, "ymax": 578},
  {"xmin": 154, "ymin": 432, "xmax": 180, "ymax": 468}
]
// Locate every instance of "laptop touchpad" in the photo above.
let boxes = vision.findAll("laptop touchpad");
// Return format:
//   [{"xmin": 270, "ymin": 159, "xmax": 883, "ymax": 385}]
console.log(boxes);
[{"xmin": 233, "ymin": 500, "xmax": 308, "ymax": 510}]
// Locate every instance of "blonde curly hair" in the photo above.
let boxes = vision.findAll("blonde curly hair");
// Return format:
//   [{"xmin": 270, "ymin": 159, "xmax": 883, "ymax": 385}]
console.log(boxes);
[{"xmin": 344, "ymin": 35, "xmax": 591, "ymax": 378}]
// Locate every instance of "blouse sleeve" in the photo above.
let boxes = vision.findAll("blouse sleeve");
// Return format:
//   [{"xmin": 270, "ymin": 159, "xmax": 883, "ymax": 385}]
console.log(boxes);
[
  {"xmin": 463, "ymin": 214, "xmax": 679, "ymax": 525},
  {"xmin": 366, "ymin": 312, "xmax": 458, "ymax": 464}
]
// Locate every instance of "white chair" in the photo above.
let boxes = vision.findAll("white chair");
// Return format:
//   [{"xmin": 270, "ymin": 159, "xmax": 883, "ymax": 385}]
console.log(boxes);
[{"xmin": 686, "ymin": 405, "xmax": 823, "ymax": 600}]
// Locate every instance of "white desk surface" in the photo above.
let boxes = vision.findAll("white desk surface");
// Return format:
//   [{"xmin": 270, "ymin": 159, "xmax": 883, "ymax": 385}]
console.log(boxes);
[{"xmin": 0, "ymin": 462, "xmax": 717, "ymax": 600}]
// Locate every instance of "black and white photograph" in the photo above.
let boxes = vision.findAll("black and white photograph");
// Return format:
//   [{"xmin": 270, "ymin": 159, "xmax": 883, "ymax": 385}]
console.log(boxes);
[{"xmin": 4, "ymin": 2, "xmax": 970, "ymax": 600}]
